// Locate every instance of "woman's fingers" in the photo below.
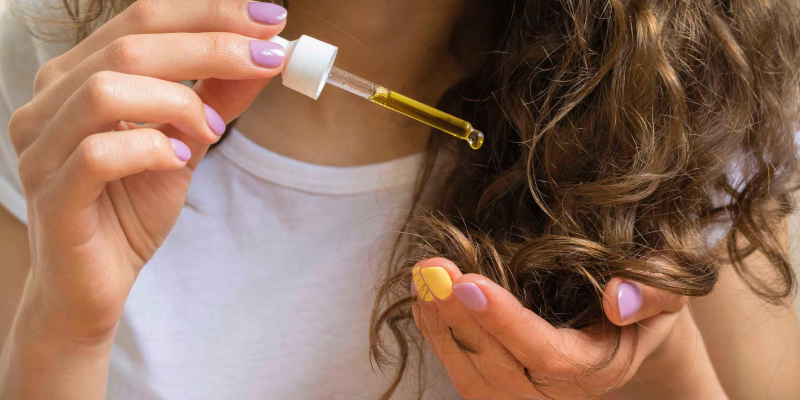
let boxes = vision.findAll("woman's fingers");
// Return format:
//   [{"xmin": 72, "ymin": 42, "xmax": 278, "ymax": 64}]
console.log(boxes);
[
  {"xmin": 179, "ymin": 77, "xmax": 271, "ymax": 169},
  {"xmin": 602, "ymin": 278, "xmax": 688, "ymax": 326},
  {"xmin": 411, "ymin": 297, "xmax": 491, "ymax": 399},
  {"xmin": 34, "ymin": 32, "xmax": 285, "ymax": 119},
  {"xmin": 412, "ymin": 258, "xmax": 693, "ymax": 398},
  {"xmin": 23, "ymin": 72, "xmax": 222, "ymax": 175},
  {"xmin": 413, "ymin": 262, "xmax": 488, "ymax": 394},
  {"xmin": 413, "ymin": 260, "xmax": 516, "ymax": 399},
  {"xmin": 37, "ymin": 0, "xmax": 287, "ymax": 89},
  {"xmin": 47, "ymin": 128, "xmax": 190, "ymax": 214},
  {"xmin": 417, "ymin": 259, "xmax": 539, "ymax": 397},
  {"xmin": 449, "ymin": 273, "xmax": 566, "ymax": 373}
]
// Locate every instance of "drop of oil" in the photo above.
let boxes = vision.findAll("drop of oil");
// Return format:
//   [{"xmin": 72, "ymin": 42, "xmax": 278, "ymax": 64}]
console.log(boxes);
[{"xmin": 468, "ymin": 129, "xmax": 484, "ymax": 150}]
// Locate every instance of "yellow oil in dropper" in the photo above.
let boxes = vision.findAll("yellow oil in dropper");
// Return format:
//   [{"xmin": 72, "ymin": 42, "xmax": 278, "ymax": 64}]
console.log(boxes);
[
  {"xmin": 369, "ymin": 87, "xmax": 484, "ymax": 149},
  {"xmin": 326, "ymin": 67, "xmax": 484, "ymax": 150}
]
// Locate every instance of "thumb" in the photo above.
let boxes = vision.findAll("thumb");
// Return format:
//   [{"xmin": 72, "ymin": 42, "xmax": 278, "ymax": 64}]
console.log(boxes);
[
  {"xmin": 602, "ymin": 278, "xmax": 688, "ymax": 326},
  {"xmin": 174, "ymin": 77, "xmax": 275, "ymax": 169}
]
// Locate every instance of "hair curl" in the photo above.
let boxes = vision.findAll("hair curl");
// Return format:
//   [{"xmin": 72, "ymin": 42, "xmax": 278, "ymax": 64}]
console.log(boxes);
[{"xmin": 370, "ymin": 0, "xmax": 800, "ymax": 397}]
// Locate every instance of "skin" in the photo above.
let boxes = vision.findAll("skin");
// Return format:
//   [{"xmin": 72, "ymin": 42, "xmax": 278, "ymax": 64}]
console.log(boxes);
[
  {"xmin": 235, "ymin": 0, "xmax": 465, "ymax": 166},
  {"xmin": 413, "ymin": 258, "xmax": 726, "ymax": 400},
  {"xmin": 0, "ymin": 0, "xmax": 795, "ymax": 399},
  {"xmin": 688, "ymin": 225, "xmax": 800, "ymax": 399},
  {"xmin": 411, "ymin": 229, "xmax": 800, "ymax": 400}
]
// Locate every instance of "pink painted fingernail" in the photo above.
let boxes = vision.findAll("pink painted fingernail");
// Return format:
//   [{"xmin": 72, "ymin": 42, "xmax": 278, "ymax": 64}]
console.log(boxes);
[
  {"xmin": 247, "ymin": 2, "xmax": 287, "ymax": 25},
  {"xmin": 170, "ymin": 138, "xmax": 191, "ymax": 161},
  {"xmin": 204, "ymin": 104, "xmax": 226, "ymax": 136},
  {"xmin": 453, "ymin": 283, "xmax": 488, "ymax": 312},
  {"xmin": 250, "ymin": 41, "xmax": 285, "ymax": 68},
  {"xmin": 618, "ymin": 282, "xmax": 643, "ymax": 320}
]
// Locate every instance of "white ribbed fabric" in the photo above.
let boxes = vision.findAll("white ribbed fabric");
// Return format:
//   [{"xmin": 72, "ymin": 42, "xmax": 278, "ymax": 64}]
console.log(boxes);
[{"xmin": 269, "ymin": 35, "xmax": 338, "ymax": 100}]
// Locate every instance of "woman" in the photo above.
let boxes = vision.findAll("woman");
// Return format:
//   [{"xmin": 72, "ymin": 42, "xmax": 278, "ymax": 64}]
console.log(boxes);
[{"xmin": 0, "ymin": 0, "xmax": 798, "ymax": 399}]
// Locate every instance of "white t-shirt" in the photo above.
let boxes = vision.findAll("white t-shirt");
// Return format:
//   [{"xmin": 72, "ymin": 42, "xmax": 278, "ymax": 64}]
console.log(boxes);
[{"xmin": 0, "ymin": 4, "xmax": 459, "ymax": 399}]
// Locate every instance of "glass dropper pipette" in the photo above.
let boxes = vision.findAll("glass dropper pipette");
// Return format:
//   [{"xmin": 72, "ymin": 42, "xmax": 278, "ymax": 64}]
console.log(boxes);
[
  {"xmin": 266, "ymin": 35, "xmax": 484, "ymax": 150},
  {"xmin": 325, "ymin": 67, "xmax": 484, "ymax": 150}
]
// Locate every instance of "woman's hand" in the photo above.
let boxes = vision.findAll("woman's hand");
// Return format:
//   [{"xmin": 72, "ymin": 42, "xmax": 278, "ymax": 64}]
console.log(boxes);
[
  {"xmin": 412, "ymin": 258, "xmax": 728, "ymax": 399},
  {"xmin": 1, "ymin": 1, "xmax": 287, "ymax": 398}
]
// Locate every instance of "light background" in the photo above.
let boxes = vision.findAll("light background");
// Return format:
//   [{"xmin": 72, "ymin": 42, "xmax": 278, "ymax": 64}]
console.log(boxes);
[{"xmin": 790, "ymin": 211, "xmax": 800, "ymax": 318}]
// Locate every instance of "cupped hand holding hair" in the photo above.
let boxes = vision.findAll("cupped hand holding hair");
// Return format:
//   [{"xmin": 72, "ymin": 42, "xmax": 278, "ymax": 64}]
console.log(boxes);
[
  {"xmin": 1, "ymin": 1, "xmax": 289, "ymax": 398},
  {"xmin": 412, "ymin": 257, "xmax": 729, "ymax": 400}
]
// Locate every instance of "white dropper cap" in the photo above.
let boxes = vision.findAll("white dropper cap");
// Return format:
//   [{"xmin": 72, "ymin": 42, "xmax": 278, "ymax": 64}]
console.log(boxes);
[{"xmin": 267, "ymin": 35, "xmax": 338, "ymax": 100}]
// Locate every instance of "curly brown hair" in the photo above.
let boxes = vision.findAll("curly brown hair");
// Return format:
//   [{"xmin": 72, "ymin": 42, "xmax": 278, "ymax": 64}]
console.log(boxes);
[
  {"xmin": 369, "ymin": 0, "xmax": 800, "ymax": 397},
  {"xmin": 18, "ymin": 0, "xmax": 800, "ymax": 398}
]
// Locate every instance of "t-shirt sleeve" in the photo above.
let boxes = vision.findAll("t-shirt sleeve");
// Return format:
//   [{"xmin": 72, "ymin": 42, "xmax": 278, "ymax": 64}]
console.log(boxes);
[{"xmin": 0, "ymin": 2, "xmax": 71, "ymax": 225}]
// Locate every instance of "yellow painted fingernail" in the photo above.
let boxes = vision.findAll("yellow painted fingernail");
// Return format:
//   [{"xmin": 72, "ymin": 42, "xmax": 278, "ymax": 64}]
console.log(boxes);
[
  {"xmin": 421, "ymin": 267, "xmax": 453, "ymax": 300},
  {"xmin": 412, "ymin": 266, "xmax": 434, "ymax": 302}
]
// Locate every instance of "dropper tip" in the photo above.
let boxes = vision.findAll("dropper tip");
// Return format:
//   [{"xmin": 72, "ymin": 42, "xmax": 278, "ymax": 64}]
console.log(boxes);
[{"xmin": 468, "ymin": 129, "xmax": 484, "ymax": 150}]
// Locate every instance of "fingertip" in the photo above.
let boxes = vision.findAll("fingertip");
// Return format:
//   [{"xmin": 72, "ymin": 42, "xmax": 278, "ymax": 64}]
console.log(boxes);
[
  {"xmin": 453, "ymin": 273, "xmax": 492, "ymax": 287},
  {"xmin": 604, "ymin": 278, "xmax": 655, "ymax": 326},
  {"xmin": 618, "ymin": 281, "xmax": 643, "ymax": 321},
  {"xmin": 416, "ymin": 257, "xmax": 458, "ymax": 271},
  {"xmin": 412, "ymin": 266, "xmax": 434, "ymax": 302},
  {"xmin": 204, "ymin": 103, "xmax": 227, "ymax": 136},
  {"xmin": 602, "ymin": 278, "xmax": 627, "ymax": 326},
  {"xmin": 451, "ymin": 274, "xmax": 499, "ymax": 313},
  {"xmin": 604, "ymin": 277, "xmax": 688, "ymax": 326},
  {"xmin": 602, "ymin": 279, "xmax": 619, "ymax": 325},
  {"xmin": 452, "ymin": 282, "xmax": 488, "ymax": 312},
  {"xmin": 420, "ymin": 266, "xmax": 453, "ymax": 300},
  {"xmin": 169, "ymin": 138, "xmax": 191, "ymax": 162}
]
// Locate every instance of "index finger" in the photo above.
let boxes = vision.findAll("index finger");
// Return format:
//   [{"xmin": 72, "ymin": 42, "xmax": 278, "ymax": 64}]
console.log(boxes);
[
  {"xmin": 451, "ymin": 273, "xmax": 566, "ymax": 369},
  {"xmin": 39, "ymin": 0, "xmax": 287, "ymax": 87}
]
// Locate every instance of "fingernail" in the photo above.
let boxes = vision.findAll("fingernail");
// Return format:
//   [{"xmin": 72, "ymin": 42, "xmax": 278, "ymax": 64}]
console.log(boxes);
[
  {"xmin": 412, "ymin": 266, "xmax": 434, "ymax": 302},
  {"xmin": 618, "ymin": 282, "xmax": 643, "ymax": 321},
  {"xmin": 169, "ymin": 138, "xmax": 191, "ymax": 162},
  {"xmin": 247, "ymin": 2, "xmax": 287, "ymax": 25},
  {"xmin": 452, "ymin": 283, "xmax": 488, "ymax": 312},
  {"xmin": 204, "ymin": 104, "xmax": 226, "ymax": 136},
  {"xmin": 250, "ymin": 41, "xmax": 285, "ymax": 68},
  {"xmin": 421, "ymin": 267, "xmax": 453, "ymax": 300}
]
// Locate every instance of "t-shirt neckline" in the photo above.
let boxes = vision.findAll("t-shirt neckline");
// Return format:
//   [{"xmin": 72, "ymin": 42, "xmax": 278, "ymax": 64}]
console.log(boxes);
[{"xmin": 216, "ymin": 128, "xmax": 425, "ymax": 195}]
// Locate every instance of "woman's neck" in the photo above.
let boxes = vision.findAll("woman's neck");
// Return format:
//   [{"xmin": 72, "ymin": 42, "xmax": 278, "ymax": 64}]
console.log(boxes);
[{"xmin": 235, "ymin": 0, "xmax": 465, "ymax": 166}]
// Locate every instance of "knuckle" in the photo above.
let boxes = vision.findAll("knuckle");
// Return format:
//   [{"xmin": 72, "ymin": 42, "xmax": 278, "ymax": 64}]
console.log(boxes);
[
  {"xmin": 7, "ymin": 105, "xmax": 32, "ymax": 151},
  {"xmin": 76, "ymin": 136, "xmax": 110, "ymax": 173},
  {"xmin": 140, "ymin": 128, "xmax": 166, "ymax": 152},
  {"xmin": 207, "ymin": 0, "xmax": 224, "ymax": 16},
  {"xmin": 83, "ymin": 71, "xmax": 121, "ymax": 109},
  {"xmin": 33, "ymin": 59, "xmax": 62, "ymax": 94},
  {"xmin": 172, "ymin": 87, "xmax": 201, "ymax": 115},
  {"xmin": 123, "ymin": 0, "xmax": 157, "ymax": 27},
  {"xmin": 205, "ymin": 34, "xmax": 236, "ymax": 62},
  {"xmin": 104, "ymin": 36, "xmax": 143, "ymax": 71}
]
